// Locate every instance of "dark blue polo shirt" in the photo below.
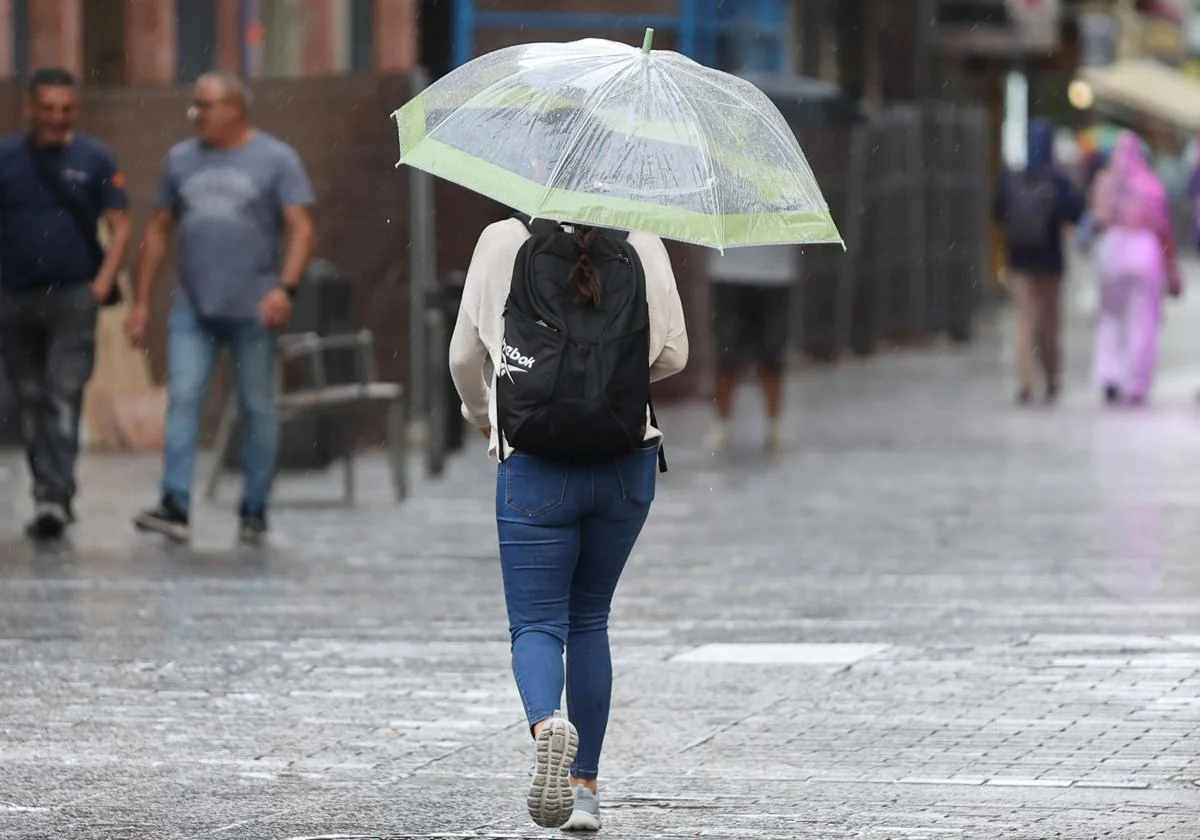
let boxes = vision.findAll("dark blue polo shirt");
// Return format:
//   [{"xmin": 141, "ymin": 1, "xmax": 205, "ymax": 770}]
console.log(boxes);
[{"xmin": 0, "ymin": 133, "xmax": 128, "ymax": 291}]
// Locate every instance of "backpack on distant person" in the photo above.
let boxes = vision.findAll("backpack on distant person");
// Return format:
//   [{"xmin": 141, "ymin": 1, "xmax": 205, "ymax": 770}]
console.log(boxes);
[
  {"xmin": 496, "ymin": 214, "xmax": 666, "ymax": 472},
  {"xmin": 1005, "ymin": 169, "xmax": 1060, "ymax": 250}
]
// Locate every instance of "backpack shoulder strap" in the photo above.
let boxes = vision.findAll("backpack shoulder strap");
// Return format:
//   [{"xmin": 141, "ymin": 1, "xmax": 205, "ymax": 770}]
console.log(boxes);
[
  {"xmin": 510, "ymin": 212, "xmax": 560, "ymax": 238},
  {"xmin": 506, "ymin": 218, "xmax": 565, "ymax": 324}
]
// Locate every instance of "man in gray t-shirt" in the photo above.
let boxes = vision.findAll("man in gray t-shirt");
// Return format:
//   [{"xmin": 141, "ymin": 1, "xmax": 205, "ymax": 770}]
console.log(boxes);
[
  {"xmin": 705, "ymin": 244, "xmax": 800, "ymax": 455},
  {"xmin": 125, "ymin": 71, "xmax": 314, "ymax": 544}
]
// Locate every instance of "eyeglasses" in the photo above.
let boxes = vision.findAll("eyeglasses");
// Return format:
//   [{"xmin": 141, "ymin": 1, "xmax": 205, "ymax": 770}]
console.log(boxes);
[{"xmin": 187, "ymin": 98, "xmax": 223, "ymax": 121}]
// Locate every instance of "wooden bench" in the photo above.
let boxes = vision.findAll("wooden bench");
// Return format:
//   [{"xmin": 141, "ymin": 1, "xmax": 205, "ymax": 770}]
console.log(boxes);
[{"xmin": 203, "ymin": 329, "xmax": 407, "ymax": 504}]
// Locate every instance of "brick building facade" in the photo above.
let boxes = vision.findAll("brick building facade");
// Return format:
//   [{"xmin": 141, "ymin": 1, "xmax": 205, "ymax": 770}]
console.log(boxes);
[
  {"xmin": 0, "ymin": 1, "xmax": 717, "ymax": 443},
  {"xmin": 3, "ymin": 0, "xmax": 948, "ymax": 442},
  {"xmin": 2, "ymin": 0, "xmax": 418, "ymax": 83}
]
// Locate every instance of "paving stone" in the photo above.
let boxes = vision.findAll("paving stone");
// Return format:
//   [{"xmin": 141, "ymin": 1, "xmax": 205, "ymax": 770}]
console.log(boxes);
[{"xmin": 2, "ymin": 261, "xmax": 1200, "ymax": 836}]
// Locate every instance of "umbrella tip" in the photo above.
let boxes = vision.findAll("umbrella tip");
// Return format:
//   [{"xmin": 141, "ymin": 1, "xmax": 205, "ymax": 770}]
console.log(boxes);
[{"xmin": 642, "ymin": 28, "xmax": 654, "ymax": 54}]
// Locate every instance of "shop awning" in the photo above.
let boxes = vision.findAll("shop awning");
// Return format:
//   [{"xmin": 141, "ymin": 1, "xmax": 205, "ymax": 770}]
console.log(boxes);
[{"xmin": 1078, "ymin": 59, "xmax": 1200, "ymax": 131}]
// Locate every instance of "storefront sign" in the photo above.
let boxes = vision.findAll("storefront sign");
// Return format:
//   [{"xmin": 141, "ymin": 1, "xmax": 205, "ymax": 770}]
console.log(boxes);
[
  {"xmin": 1006, "ymin": 0, "xmax": 1061, "ymax": 50},
  {"xmin": 935, "ymin": 0, "xmax": 1061, "ymax": 54},
  {"xmin": 1079, "ymin": 12, "xmax": 1120, "ymax": 67}
]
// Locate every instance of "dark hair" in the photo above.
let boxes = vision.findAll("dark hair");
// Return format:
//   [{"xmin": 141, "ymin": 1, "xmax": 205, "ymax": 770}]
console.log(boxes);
[
  {"xmin": 28, "ymin": 68, "xmax": 77, "ymax": 96},
  {"xmin": 569, "ymin": 226, "xmax": 602, "ymax": 307}
]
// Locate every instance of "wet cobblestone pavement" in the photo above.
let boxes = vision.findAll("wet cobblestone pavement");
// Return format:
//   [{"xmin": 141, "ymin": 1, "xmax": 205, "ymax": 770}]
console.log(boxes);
[{"xmin": 2, "ymin": 268, "xmax": 1200, "ymax": 838}]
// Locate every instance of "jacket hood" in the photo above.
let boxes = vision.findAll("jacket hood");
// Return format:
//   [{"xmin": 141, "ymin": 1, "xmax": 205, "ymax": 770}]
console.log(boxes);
[{"xmin": 1027, "ymin": 118, "xmax": 1055, "ymax": 171}]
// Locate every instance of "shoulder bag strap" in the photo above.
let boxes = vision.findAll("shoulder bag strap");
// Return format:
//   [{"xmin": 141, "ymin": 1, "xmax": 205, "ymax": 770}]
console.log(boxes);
[
  {"xmin": 25, "ymin": 136, "xmax": 105, "ymax": 269},
  {"xmin": 24, "ymin": 136, "xmax": 120, "ymax": 305}
]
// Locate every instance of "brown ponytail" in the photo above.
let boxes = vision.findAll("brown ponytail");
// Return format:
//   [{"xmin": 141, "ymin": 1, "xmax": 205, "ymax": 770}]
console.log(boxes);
[{"xmin": 568, "ymin": 226, "xmax": 602, "ymax": 307}]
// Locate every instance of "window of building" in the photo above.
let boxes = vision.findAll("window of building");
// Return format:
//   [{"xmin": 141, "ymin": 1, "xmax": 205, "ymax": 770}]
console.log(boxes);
[
  {"xmin": 712, "ymin": 1, "xmax": 790, "ymax": 75},
  {"xmin": 249, "ymin": 0, "xmax": 373, "ymax": 77},
  {"xmin": 12, "ymin": 0, "xmax": 28, "ymax": 79},
  {"xmin": 350, "ymin": 0, "xmax": 374, "ymax": 72},
  {"xmin": 178, "ymin": 0, "xmax": 219, "ymax": 83},
  {"xmin": 82, "ymin": 0, "xmax": 127, "ymax": 86}
]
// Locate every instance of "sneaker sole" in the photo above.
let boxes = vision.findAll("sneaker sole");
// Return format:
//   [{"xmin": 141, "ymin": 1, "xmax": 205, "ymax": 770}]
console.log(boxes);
[
  {"xmin": 133, "ymin": 515, "xmax": 190, "ymax": 543},
  {"xmin": 527, "ymin": 718, "xmax": 578, "ymax": 828}
]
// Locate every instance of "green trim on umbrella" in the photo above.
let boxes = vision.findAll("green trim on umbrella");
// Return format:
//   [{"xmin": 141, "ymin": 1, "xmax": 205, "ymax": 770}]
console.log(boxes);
[
  {"xmin": 397, "ymin": 95, "xmax": 427, "ymax": 153},
  {"xmin": 393, "ymin": 113, "xmax": 842, "ymax": 249},
  {"xmin": 397, "ymin": 92, "xmax": 810, "ymax": 206}
]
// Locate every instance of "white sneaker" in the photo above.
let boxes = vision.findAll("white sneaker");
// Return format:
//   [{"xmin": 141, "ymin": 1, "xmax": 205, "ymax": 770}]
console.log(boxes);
[
  {"xmin": 561, "ymin": 785, "xmax": 601, "ymax": 832},
  {"xmin": 703, "ymin": 422, "xmax": 729, "ymax": 453},
  {"xmin": 766, "ymin": 421, "xmax": 793, "ymax": 453},
  {"xmin": 527, "ymin": 715, "xmax": 579, "ymax": 828}
]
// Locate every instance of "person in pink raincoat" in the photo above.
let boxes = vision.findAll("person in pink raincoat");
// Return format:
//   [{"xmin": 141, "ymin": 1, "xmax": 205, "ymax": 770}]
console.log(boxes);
[{"xmin": 1090, "ymin": 131, "xmax": 1182, "ymax": 406}]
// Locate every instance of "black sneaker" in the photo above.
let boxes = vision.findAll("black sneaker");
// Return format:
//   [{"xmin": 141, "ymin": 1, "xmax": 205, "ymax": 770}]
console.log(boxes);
[
  {"xmin": 239, "ymin": 506, "xmax": 268, "ymax": 544},
  {"xmin": 133, "ymin": 497, "xmax": 190, "ymax": 542},
  {"xmin": 26, "ymin": 501, "xmax": 68, "ymax": 541}
]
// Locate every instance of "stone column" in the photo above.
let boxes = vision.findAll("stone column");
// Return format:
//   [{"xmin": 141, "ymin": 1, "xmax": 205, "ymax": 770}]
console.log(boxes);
[
  {"xmin": 297, "ymin": 0, "xmax": 338, "ymax": 74},
  {"xmin": 375, "ymin": 0, "xmax": 417, "ymax": 73},
  {"xmin": 29, "ymin": 0, "xmax": 83, "ymax": 76},
  {"xmin": 215, "ymin": 0, "xmax": 242, "ymax": 72},
  {"xmin": 0, "ymin": 0, "xmax": 13, "ymax": 76},
  {"xmin": 124, "ymin": 0, "xmax": 176, "ymax": 84}
]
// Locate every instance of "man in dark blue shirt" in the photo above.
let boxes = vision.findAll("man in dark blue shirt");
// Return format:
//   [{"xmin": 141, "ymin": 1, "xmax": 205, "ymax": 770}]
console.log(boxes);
[{"xmin": 0, "ymin": 68, "xmax": 131, "ymax": 539}]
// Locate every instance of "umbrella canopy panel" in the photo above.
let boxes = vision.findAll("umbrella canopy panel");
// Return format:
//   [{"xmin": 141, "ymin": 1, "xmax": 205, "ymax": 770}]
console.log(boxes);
[{"xmin": 394, "ymin": 38, "xmax": 843, "ymax": 249}]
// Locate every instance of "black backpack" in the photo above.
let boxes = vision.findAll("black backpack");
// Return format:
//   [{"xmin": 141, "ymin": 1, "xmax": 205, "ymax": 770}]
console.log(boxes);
[
  {"xmin": 496, "ymin": 215, "xmax": 666, "ymax": 472},
  {"xmin": 1005, "ymin": 169, "xmax": 1059, "ymax": 250}
]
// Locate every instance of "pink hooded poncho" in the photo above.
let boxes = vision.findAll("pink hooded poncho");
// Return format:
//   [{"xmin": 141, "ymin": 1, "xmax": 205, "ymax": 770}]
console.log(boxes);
[{"xmin": 1091, "ymin": 132, "xmax": 1170, "ymax": 235}]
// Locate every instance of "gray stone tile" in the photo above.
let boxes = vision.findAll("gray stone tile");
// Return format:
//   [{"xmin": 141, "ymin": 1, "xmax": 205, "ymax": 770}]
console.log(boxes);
[{"xmin": 2, "ymin": 263, "xmax": 1200, "ymax": 836}]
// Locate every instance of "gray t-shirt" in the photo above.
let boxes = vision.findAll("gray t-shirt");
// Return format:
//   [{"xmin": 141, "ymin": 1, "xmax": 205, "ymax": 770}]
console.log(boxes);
[
  {"xmin": 157, "ymin": 132, "xmax": 314, "ymax": 319},
  {"xmin": 707, "ymin": 244, "xmax": 800, "ymax": 287}
]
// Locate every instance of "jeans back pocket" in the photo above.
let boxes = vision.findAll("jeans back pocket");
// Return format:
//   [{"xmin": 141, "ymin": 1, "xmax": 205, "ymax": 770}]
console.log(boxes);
[
  {"xmin": 501, "ymin": 453, "xmax": 570, "ymax": 517},
  {"xmin": 615, "ymin": 444, "xmax": 659, "ymax": 505}
]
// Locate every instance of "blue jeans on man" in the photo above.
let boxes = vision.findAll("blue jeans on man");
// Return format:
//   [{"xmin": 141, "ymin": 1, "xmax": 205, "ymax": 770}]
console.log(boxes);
[
  {"xmin": 496, "ymin": 442, "xmax": 658, "ymax": 780},
  {"xmin": 136, "ymin": 302, "xmax": 277, "ymax": 540}
]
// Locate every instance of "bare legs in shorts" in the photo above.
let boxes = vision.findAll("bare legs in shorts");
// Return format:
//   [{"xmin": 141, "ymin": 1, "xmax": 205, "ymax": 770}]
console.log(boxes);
[{"xmin": 707, "ymin": 281, "xmax": 792, "ymax": 451}]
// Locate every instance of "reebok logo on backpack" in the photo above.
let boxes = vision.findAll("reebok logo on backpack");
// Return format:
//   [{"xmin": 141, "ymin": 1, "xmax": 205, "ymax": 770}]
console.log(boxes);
[
  {"xmin": 495, "ymin": 215, "xmax": 665, "ymax": 470},
  {"xmin": 1005, "ymin": 170, "xmax": 1059, "ymax": 250},
  {"xmin": 499, "ymin": 340, "xmax": 536, "ymax": 379}
]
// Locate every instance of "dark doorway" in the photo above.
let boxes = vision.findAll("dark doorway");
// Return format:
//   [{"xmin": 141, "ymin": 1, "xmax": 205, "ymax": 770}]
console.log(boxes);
[
  {"xmin": 82, "ymin": 0, "xmax": 126, "ymax": 86},
  {"xmin": 177, "ymin": 0, "xmax": 218, "ymax": 83},
  {"xmin": 419, "ymin": 0, "xmax": 454, "ymax": 80}
]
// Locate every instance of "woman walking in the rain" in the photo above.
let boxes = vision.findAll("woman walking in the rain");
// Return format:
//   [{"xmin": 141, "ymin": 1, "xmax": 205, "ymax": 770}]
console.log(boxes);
[
  {"xmin": 449, "ymin": 214, "xmax": 687, "ymax": 830},
  {"xmin": 994, "ymin": 118, "xmax": 1086, "ymax": 405},
  {"xmin": 1090, "ymin": 131, "xmax": 1182, "ymax": 405}
]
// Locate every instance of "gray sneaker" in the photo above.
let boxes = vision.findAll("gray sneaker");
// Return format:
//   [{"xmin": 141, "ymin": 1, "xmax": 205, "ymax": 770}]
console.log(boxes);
[
  {"xmin": 561, "ymin": 785, "xmax": 601, "ymax": 832},
  {"xmin": 527, "ymin": 715, "xmax": 578, "ymax": 828}
]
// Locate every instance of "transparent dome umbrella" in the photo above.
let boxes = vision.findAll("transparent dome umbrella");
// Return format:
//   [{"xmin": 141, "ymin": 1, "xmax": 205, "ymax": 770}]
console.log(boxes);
[{"xmin": 391, "ymin": 29, "xmax": 843, "ymax": 252}]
